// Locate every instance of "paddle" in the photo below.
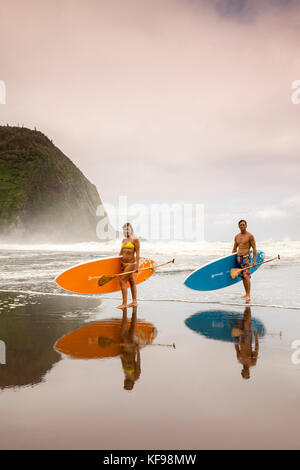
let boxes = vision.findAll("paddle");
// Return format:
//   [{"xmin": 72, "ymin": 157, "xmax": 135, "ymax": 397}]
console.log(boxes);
[
  {"xmin": 88, "ymin": 258, "xmax": 175, "ymax": 285},
  {"xmin": 231, "ymin": 328, "xmax": 282, "ymax": 338},
  {"xmin": 98, "ymin": 336, "xmax": 176, "ymax": 348},
  {"xmin": 230, "ymin": 255, "xmax": 280, "ymax": 279}
]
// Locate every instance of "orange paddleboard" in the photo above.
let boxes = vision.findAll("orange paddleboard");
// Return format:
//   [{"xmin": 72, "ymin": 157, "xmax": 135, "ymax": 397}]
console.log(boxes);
[
  {"xmin": 55, "ymin": 256, "xmax": 155, "ymax": 294},
  {"xmin": 55, "ymin": 318, "xmax": 157, "ymax": 359}
]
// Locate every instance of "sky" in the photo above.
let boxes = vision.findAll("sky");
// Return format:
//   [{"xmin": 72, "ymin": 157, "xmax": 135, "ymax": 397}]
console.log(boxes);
[{"xmin": 0, "ymin": 0, "xmax": 300, "ymax": 241}]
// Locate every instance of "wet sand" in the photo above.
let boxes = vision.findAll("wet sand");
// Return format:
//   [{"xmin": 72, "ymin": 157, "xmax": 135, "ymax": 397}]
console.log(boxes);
[{"xmin": 0, "ymin": 288, "xmax": 300, "ymax": 450}]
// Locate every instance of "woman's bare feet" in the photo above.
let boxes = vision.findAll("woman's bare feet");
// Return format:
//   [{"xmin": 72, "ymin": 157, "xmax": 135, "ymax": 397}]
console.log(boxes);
[{"xmin": 117, "ymin": 304, "xmax": 127, "ymax": 309}]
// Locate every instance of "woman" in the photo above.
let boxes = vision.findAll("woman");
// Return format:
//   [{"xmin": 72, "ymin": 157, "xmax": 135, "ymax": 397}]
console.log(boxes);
[
  {"xmin": 117, "ymin": 222, "xmax": 140, "ymax": 309},
  {"xmin": 120, "ymin": 306, "xmax": 141, "ymax": 391}
]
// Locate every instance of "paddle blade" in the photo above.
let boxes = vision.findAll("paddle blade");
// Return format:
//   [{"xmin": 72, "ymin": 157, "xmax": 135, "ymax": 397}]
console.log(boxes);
[
  {"xmin": 230, "ymin": 268, "xmax": 241, "ymax": 279},
  {"xmin": 98, "ymin": 274, "xmax": 116, "ymax": 286},
  {"xmin": 231, "ymin": 328, "xmax": 243, "ymax": 337}
]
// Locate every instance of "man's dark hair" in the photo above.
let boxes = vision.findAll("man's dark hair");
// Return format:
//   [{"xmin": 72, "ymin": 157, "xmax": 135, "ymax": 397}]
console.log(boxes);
[{"xmin": 238, "ymin": 219, "xmax": 247, "ymax": 226}]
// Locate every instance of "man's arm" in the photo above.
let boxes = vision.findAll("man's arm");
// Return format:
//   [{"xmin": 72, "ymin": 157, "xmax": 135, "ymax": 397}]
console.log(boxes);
[
  {"xmin": 235, "ymin": 343, "xmax": 240, "ymax": 360},
  {"xmin": 232, "ymin": 236, "xmax": 238, "ymax": 253},
  {"xmin": 250, "ymin": 234, "xmax": 257, "ymax": 266},
  {"xmin": 254, "ymin": 332, "xmax": 259, "ymax": 356}
]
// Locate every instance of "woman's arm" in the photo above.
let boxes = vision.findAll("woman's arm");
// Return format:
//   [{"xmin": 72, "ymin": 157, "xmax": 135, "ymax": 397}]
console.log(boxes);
[
  {"xmin": 134, "ymin": 238, "xmax": 140, "ymax": 271},
  {"xmin": 119, "ymin": 240, "xmax": 124, "ymax": 257},
  {"xmin": 134, "ymin": 345, "xmax": 141, "ymax": 381}
]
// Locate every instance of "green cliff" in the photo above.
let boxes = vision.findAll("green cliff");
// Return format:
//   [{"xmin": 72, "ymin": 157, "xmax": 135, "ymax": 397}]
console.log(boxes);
[{"xmin": 0, "ymin": 126, "xmax": 112, "ymax": 242}]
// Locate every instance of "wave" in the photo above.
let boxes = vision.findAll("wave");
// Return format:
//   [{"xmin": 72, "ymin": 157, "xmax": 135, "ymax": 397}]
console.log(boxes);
[
  {"xmin": 1, "ymin": 238, "xmax": 300, "ymax": 251},
  {"xmin": 1, "ymin": 239, "xmax": 299, "ymax": 263}
]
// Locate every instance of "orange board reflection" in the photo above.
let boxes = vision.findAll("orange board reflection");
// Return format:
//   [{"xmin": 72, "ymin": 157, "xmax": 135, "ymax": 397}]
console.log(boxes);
[{"xmin": 55, "ymin": 318, "xmax": 157, "ymax": 359}]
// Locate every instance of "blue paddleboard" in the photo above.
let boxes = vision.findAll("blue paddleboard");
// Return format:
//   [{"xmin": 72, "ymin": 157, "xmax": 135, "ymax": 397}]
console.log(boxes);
[
  {"xmin": 185, "ymin": 310, "xmax": 266, "ymax": 343},
  {"xmin": 184, "ymin": 251, "xmax": 264, "ymax": 291}
]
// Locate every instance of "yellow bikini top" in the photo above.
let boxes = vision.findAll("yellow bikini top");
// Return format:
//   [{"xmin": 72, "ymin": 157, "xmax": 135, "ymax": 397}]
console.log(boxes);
[
  {"xmin": 123, "ymin": 366, "xmax": 135, "ymax": 375},
  {"xmin": 121, "ymin": 240, "xmax": 135, "ymax": 249}
]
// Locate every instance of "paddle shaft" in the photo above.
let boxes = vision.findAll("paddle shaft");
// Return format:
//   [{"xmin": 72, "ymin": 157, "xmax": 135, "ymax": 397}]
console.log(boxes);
[
  {"xmin": 89, "ymin": 258, "xmax": 175, "ymax": 280},
  {"xmin": 236, "ymin": 255, "xmax": 280, "ymax": 274},
  {"xmin": 98, "ymin": 336, "xmax": 175, "ymax": 348},
  {"xmin": 120, "ymin": 342, "xmax": 176, "ymax": 348}
]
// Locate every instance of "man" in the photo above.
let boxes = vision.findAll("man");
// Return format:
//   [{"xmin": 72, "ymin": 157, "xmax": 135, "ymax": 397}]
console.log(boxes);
[
  {"xmin": 233, "ymin": 307, "xmax": 259, "ymax": 380},
  {"xmin": 232, "ymin": 220, "xmax": 257, "ymax": 302}
]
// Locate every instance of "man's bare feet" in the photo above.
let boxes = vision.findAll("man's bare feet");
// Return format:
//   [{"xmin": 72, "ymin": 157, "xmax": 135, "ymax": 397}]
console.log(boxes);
[
  {"xmin": 128, "ymin": 300, "xmax": 138, "ymax": 307},
  {"xmin": 241, "ymin": 295, "xmax": 247, "ymax": 299},
  {"xmin": 117, "ymin": 304, "xmax": 127, "ymax": 309},
  {"xmin": 245, "ymin": 296, "xmax": 251, "ymax": 302}
]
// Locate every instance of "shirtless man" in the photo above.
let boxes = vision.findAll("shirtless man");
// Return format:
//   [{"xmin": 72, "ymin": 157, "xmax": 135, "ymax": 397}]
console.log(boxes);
[{"xmin": 232, "ymin": 220, "xmax": 257, "ymax": 302}]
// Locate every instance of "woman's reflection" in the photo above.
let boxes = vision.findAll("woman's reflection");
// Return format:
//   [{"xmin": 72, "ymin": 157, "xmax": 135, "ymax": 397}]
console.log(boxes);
[
  {"xmin": 55, "ymin": 305, "xmax": 158, "ymax": 391},
  {"xmin": 120, "ymin": 306, "xmax": 141, "ymax": 390}
]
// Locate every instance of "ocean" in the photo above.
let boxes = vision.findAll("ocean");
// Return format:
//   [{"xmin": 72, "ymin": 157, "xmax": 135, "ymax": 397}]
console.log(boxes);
[{"xmin": 0, "ymin": 240, "xmax": 300, "ymax": 449}]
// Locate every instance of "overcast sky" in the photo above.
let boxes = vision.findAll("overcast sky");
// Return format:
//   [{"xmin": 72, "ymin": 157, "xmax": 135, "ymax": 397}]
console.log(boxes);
[{"xmin": 1, "ymin": 0, "xmax": 300, "ymax": 240}]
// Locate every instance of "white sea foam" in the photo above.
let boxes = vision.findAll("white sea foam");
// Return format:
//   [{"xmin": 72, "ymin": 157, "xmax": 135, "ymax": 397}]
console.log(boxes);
[
  {"xmin": 0, "ymin": 289, "xmax": 299, "ymax": 310},
  {"xmin": 0, "ymin": 239, "xmax": 298, "ymax": 303},
  {"xmin": 0, "ymin": 239, "xmax": 299, "ymax": 262}
]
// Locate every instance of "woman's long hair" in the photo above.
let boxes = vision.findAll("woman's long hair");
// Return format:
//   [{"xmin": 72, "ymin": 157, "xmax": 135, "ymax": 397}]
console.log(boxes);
[{"xmin": 123, "ymin": 222, "xmax": 134, "ymax": 236}]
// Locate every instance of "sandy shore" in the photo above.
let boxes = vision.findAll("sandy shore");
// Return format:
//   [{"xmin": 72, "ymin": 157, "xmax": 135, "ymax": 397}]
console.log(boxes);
[{"xmin": 0, "ymin": 289, "xmax": 300, "ymax": 449}]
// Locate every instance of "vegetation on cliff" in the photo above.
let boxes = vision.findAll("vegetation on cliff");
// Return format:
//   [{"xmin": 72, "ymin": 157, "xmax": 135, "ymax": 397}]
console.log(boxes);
[{"xmin": 0, "ymin": 126, "xmax": 111, "ymax": 242}]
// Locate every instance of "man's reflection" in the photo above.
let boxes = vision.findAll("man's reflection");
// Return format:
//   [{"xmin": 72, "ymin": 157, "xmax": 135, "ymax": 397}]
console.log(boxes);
[
  {"xmin": 232, "ymin": 307, "xmax": 259, "ymax": 380},
  {"xmin": 185, "ymin": 306, "xmax": 265, "ymax": 381},
  {"xmin": 120, "ymin": 306, "xmax": 141, "ymax": 391}
]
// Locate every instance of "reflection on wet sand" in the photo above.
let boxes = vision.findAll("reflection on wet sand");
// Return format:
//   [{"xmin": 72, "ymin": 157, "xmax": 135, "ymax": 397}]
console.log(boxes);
[
  {"xmin": 55, "ymin": 306, "xmax": 158, "ymax": 391},
  {"xmin": 0, "ymin": 293, "xmax": 100, "ymax": 390},
  {"xmin": 120, "ymin": 306, "xmax": 141, "ymax": 390},
  {"xmin": 232, "ymin": 307, "xmax": 259, "ymax": 380},
  {"xmin": 185, "ymin": 306, "xmax": 266, "ymax": 380}
]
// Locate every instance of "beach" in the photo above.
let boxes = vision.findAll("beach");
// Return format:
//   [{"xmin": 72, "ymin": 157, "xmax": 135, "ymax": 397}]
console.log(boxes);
[
  {"xmin": 2, "ymin": 0, "xmax": 300, "ymax": 454},
  {"xmin": 0, "ymin": 241, "xmax": 300, "ymax": 449}
]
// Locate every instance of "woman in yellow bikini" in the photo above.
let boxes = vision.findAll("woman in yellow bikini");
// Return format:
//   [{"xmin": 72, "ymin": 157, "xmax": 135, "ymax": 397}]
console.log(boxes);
[
  {"xmin": 120, "ymin": 305, "xmax": 141, "ymax": 391},
  {"xmin": 117, "ymin": 222, "xmax": 140, "ymax": 309}
]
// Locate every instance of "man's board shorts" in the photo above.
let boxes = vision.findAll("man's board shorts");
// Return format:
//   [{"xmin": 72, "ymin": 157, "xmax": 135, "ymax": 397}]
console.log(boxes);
[{"xmin": 237, "ymin": 254, "xmax": 251, "ymax": 279}]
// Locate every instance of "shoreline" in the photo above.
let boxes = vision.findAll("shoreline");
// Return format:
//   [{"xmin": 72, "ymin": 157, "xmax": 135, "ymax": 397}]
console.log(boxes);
[{"xmin": 1, "ymin": 289, "xmax": 300, "ymax": 310}]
